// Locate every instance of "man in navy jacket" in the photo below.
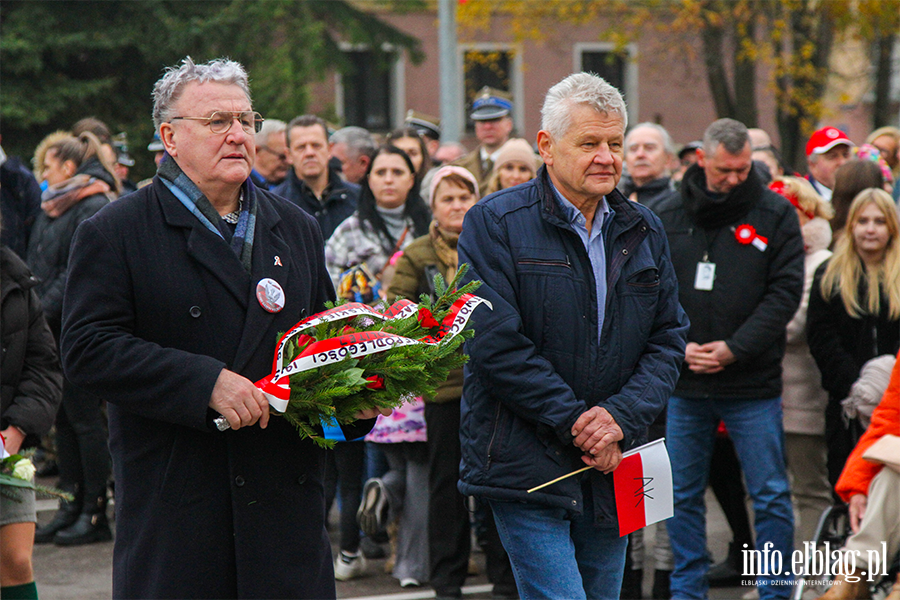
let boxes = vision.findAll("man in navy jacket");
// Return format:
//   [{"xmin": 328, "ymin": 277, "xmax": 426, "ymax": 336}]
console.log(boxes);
[{"xmin": 458, "ymin": 72, "xmax": 688, "ymax": 598}]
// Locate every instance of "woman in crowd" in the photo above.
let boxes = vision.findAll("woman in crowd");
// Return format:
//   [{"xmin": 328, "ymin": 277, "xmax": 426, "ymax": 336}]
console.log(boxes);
[
  {"xmin": 386, "ymin": 128, "xmax": 432, "ymax": 188},
  {"xmin": 384, "ymin": 165, "xmax": 517, "ymax": 599},
  {"xmin": 770, "ymin": 176, "xmax": 834, "ymax": 548},
  {"xmin": 830, "ymin": 159, "xmax": 885, "ymax": 245},
  {"xmin": 29, "ymin": 131, "xmax": 119, "ymax": 546},
  {"xmin": 325, "ymin": 144, "xmax": 431, "ymax": 293},
  {"xmin": 325, "ymin": 144, "xmax": 431, "ymax": 585},
  {"xmin": 1, "ymin": 238, "xmax": 64, "ymax": 600},
  {"xmin": 483, "ymin": 138, "xmax": 539, "ymax": 196},
  {"xmin": 807, "ymin": 188, "xmax": 900, "ymax": 490}
]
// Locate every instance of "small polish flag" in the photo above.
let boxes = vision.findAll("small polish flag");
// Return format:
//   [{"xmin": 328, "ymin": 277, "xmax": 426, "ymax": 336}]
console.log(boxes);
[{"xmin": 614, "ymin": 438, "xmax": 673, "ymax": 537}]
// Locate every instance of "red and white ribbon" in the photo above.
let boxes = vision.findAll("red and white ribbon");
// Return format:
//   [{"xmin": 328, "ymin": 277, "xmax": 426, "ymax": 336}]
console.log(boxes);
[
  {"xmin": 257, "ymin": 295, "xmax": 491, "ymax": 412},
  {"xmin": 734, "ymin": 224, "xmax": 768, "ymax": 252}
]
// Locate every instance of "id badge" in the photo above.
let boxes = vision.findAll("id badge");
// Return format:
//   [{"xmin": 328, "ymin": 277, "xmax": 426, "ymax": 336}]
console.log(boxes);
[{"xmin": 694, "ymin": 262, "xmax": 716, "ymax": 291}]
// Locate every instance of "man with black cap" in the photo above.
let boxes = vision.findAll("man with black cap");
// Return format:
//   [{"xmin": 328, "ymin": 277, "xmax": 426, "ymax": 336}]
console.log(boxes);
[
  {"xmin": 405, "ymin": 110, "xmax": 441, "ymax": 163},
  {"xmin": 453, "ymin": 86, "xmax": 514, "ymax": 191}
]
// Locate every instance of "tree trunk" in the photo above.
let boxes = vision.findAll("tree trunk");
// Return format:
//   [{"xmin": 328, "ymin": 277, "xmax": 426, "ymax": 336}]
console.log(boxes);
[
  {"xmin": 776, "ymin": 4, "xmax": 834, "ymax": 172},
  {"xmin": 701, "ymin": 1, "xmax": 736, "ymax": 119},
  {"xmin": 872, "ymin": 31, "xmax": 897, "ymax": 129},
  {"xmin": 733, "ymin": 13, "xmax": 758, "ymax": 128}
]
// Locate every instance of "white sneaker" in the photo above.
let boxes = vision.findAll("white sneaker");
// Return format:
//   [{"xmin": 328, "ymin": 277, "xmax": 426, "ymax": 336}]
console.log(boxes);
[
  {"xmin": 400, "ymin": 578, "xmax": 421, "ymax": 588},
  {"xmin": 334, "ymin": 551, "xmax": 367, "ymax": 581}
]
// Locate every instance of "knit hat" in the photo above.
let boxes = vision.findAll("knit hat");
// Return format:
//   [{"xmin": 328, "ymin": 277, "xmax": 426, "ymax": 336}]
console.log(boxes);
[
  {"xmin": 428, "ymin": 165, "xmax": 480, "ymax": 206},
  {"xmin": 494, "ymin": 138, "xmax": 538, "ymax": 173}
]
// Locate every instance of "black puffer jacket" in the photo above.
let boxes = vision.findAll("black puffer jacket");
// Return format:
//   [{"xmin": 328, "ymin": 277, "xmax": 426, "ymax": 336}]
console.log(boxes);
[
  {"xmin": 807, "ymin": 260, "xmax": 900, "ymax": 404},
  {"xmin": 271, "ymin": 165, "xmax": 359, "ymax": 240},
  {"xmin": 1, "ymin": 247, "xmax": 63, "ymax": 446},
  {"xmin": 654, "ymin": 163, "xmax": 805, "ymax": 399},
  {"xmin": 26, "ymin": 158, "xmax": 115, "ymax": 336}
]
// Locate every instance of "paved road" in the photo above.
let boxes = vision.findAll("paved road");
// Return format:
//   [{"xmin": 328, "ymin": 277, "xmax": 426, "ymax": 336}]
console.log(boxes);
[{"xmin": 32, "ymin": 491, "xmax": 753, "ymax": 599}]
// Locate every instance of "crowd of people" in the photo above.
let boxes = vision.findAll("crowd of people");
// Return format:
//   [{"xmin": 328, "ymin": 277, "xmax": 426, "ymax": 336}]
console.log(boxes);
[{"xmin": 1, "ymin": 55, "xmax": 899, "ymax": 600}]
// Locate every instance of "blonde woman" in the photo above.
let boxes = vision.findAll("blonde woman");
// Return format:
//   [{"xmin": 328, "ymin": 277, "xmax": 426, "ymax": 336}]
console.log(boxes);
[
  {"xmin": 769, "ymin": 176, "xmax": 834, "ymax": 547},
  {"xmin": 483, "ymin": 138, "xmax": 540, "ymax": 196},
  {"xmin": 807, "ymin": 188, "xmax": 900, "ymax": 489}
]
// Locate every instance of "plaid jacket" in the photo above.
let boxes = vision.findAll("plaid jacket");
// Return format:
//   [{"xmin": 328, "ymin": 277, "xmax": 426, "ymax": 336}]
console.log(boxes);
[{"xmin": 324, "ymin": 213, "xmax": 417, "ymax": 292}]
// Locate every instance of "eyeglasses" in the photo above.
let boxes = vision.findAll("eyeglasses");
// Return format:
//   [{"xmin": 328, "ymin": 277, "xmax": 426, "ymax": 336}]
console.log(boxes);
[
  {"xmin": 170, "ymin": 111, "xmax": 264, "ymax": 134},
  {"xmin": 258, "ymin": 146, "xmax": 288, "ymax": 162}
]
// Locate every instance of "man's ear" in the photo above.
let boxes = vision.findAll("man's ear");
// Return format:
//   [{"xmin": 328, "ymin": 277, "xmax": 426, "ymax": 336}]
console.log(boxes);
[
  {"xmin": 536, "ymin": 130, "xmax": 554, "ymax": 166},
  {"xmin": 695, "ymin": 147, "xmax": 706, "ymax": 168},
  {"xmin": 160, "ymin": 124, "xmax": 177, "ymax": 158}
]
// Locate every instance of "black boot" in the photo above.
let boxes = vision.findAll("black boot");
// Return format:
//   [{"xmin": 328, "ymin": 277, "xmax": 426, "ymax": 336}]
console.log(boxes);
[
  {"xmin": 651, "ymin": 569, "xmax": 670, "ymax": 599},
  {"xmin": 34, "ymin": 489, "xmax": 80, "ymax": 544},
  {"xmin": 54, "ymin": 495, "xmax": 112, "ymax": 546},
  {"xmin": 620, "ymin": 568, "xmax": 643, "ymax": 599},
  {"xmin": 708, "ymin": 541, "xmax": 744, "ymax": 587}
]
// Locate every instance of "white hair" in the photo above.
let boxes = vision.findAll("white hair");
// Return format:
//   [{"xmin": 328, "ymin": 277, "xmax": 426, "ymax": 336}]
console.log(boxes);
[
  {"xmin": 540, "ymin": 72, "xmax": 627, "ymax": 139},
  {"xmin": 152, "ymin": 57, "xmax": 251, "ymax": 130},
  {"xmin": 626, "ymin": 122, "xmax": 676, "ymax": 156},
  {"xmin": 256, "ymin": 118, "xmax": 286, "ymax": 146}
]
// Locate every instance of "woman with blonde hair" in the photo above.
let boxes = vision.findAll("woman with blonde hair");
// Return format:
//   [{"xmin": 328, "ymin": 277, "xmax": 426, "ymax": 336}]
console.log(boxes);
[
  {"xmin": 807, "ymin": 187, "xmax": 900, "ymax": 489},
  {"xmin": 483, "ymin": 138, "xmax": 540, "ymax": 196},
  {"xmin": 28, "ymin": 130, "xmax": 119, "ymax": 546},
  {"xmin": 769, "ymin": 176, "xmax": 834, "ymax": 547}
]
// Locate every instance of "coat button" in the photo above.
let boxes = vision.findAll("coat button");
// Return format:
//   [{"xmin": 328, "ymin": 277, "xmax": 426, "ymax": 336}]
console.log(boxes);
[
  {"xmin": 297, "ymin": 474, "xmax": 307, "ymax": 485},
  {"xmin": 622, "ymin": 249, "xmax": 628, "ymax": 255},
  {"xmin": 572, "ymin": 500, "xmax": 577, "ymax": 506},
  {"xmin": 235, "ymin": 476, "xmax": 245, "ymax": 487},
  {"xmin": 190, "ymin": 306, "xmax": 202, "ymax": 318}
]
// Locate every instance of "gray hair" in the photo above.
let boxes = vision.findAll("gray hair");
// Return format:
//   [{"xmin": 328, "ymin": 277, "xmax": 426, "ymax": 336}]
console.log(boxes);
[
  {"xmin": 152, "ymin": 57, "xmax": 251, "ymax": 130},
  {"xmin": 330, "ymin": 126, "xmax": 376, "ymax": 158},
  {"xmin": 255, "ymin": 118, "xmax": 286, "ymax": 146},
  {"xmin": 703, "ymin": 118, "xmax": 750, "ymax": 156},
  {"xmin": 540, "ymin": 72, "xmax": 627, "ymax": 139},
  {"xmin": 626, "ymin": 122, "xmax": 676, "ymax": 156}
]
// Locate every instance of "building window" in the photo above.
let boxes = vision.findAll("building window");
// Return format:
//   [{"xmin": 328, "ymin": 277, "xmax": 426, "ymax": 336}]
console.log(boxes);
[
  {"xmin": 340, "ymin": 48, "xmax": 397, "ymax": 131},
  {"xmin": 581, "ymin": 51, "xmax": 625, "ymax": 92},
  {"xmin": 463, "ymin": 48, "xmax": 516, "ymax": 131},
  {"xmin": 575, "ymin": 43, "xmax": 638, "ymax": 123}
]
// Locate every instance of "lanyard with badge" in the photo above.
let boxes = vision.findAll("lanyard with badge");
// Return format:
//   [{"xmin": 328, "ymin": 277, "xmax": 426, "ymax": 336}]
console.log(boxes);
[{"xmin": 694, "ymin": 229, "xmax": 721, "ymax": 292}]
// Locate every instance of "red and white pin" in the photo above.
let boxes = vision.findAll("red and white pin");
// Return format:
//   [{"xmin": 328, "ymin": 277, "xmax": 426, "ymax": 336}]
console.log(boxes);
[
  {"xmin": 734, "ymin": 224, "xmax": 768, "ymax": 251},
  {"xmin": 256, "ymin": 278, "xmax": 285, "ymax": 313}
]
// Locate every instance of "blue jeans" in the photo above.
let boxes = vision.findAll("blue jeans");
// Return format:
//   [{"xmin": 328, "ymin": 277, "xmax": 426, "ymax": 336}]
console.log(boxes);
[
  {"xmin": 490, "ymin": 482, "xmax": 627, "ymax": 600},
  {"xmin": 666, "ymin": 396, "xmax": 794, "ymax": 599}
]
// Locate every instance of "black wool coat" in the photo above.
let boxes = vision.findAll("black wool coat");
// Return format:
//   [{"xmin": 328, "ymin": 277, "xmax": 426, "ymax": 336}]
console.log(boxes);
[{"xmin": 61, "ymin": 177, "xmax": 373, "ymax": 599}]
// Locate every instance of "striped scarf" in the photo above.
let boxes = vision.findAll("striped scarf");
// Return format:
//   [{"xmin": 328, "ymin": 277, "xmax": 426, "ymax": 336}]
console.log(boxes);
[{"xmin": 158, "ymin": 153, "xmax": 257, "ymax": 272}]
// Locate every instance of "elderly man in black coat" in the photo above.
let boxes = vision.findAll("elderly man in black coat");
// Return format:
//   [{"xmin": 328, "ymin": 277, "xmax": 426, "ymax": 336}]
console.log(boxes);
[{"xmin": 61, "ymin": 57, "xmax": 384, "ymax": 599}]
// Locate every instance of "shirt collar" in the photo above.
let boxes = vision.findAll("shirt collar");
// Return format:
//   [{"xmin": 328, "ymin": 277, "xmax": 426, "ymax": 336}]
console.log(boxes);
[{"xmin": 550, "ymin": 180, "xmax": 611, "ymax": 230}]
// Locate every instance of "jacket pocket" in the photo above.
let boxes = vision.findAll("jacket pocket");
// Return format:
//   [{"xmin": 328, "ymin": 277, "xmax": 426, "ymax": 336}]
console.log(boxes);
[{"xmin": 625, "ymin": 266, "xmax": 660, "ymax": 290}]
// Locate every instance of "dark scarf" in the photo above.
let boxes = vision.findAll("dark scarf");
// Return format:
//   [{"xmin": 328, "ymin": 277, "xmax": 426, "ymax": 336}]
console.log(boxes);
[
  {"xmin": 157, "ymin": 154, "xmax": 258, "ymax": 272},
  {"xmin": 680, "ymin": 162, "xmax": 762, "ymax": 229}
]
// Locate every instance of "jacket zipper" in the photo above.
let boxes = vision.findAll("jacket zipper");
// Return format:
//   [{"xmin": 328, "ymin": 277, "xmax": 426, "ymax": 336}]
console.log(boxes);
[{"xmin": 485, "ymin": 401, "xmax": 503, "ymax": 470}]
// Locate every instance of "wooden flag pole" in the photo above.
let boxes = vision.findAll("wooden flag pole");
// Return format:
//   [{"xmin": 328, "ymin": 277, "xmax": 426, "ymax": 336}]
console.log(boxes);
[{"xmin": 526, "ymin": 465, "xmax": 592, "ymax": 494}]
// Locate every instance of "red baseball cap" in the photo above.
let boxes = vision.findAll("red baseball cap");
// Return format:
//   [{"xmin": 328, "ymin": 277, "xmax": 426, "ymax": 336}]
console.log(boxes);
[{"xmin": 806, "ymin": 126, "xmax": 852, "ymax": 157}]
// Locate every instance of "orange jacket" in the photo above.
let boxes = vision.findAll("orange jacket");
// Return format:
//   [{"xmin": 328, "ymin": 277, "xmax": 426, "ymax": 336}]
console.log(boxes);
[{"xmin": 835, "ymin": 350, "xmax": 900, "ymax": 502}]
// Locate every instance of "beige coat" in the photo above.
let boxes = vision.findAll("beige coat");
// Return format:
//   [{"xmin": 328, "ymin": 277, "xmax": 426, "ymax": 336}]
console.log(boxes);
[{"xmin": 782, "ymin": 217, "xmax": 832, "ymax": 435}]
